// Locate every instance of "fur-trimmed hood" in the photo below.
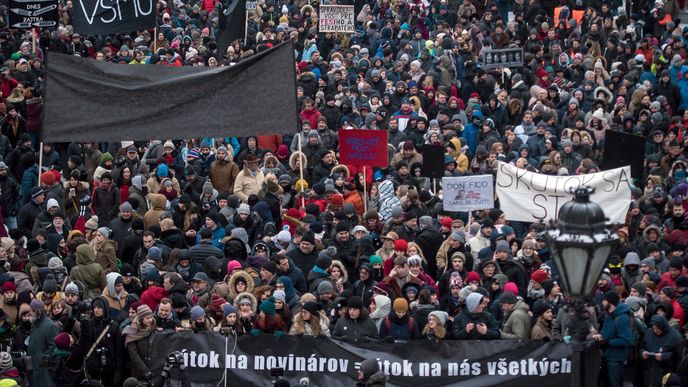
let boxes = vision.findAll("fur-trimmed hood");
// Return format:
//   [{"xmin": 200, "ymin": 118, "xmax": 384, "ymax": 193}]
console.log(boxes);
[
  {"xmin": 227, "ymin": 271, "xmax": 255, "ymax": 301},
  {"xmin": 233, "ymin": 291, "xmax": 258, "ymax": 314},
  {"xmin": 331, "ymin": 164, "xmax": 350, "ymax": 181},
  {"xmin": 289, "ymin": 151, "xmax": 307, "ymax": 171},
  {"xmin": 330, "ymin": 260, "xmax": 349, "ymax": 284}
]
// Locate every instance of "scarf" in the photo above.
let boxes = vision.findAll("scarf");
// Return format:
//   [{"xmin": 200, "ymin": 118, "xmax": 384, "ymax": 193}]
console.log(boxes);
[{"xmin": 123, "ymin": 321, "xmax": 153, "ymax": 346}]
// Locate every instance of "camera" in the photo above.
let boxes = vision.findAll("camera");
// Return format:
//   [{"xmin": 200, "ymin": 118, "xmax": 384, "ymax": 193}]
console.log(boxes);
[
  {"xmin": 166, "ymin": 351, "xmax": 183, "ymax": 366},
  {"xmin": 95, "ymin": 347, "xmax": 108, "ymax": 366}
]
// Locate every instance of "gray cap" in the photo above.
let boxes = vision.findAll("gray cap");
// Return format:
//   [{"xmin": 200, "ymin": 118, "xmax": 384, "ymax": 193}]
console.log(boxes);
[
  {"xmin": 450, "ymin": 230, "xmax": 466, "ymax": 243},
  {"xmin": 0, "ymin": 162, "xmax": 7, "ymax": 171},
  {"xmin": 391, "ymin": 206, "xmax": 403, "ymax": 218}
]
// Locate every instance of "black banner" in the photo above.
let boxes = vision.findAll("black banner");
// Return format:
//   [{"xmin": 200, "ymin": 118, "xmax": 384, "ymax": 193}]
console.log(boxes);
[
  {"xmin": 71, "ymin": 0, "xmax": 156, "ymax": 35},
  {"xmin": 601, "ymin": 130, "xmax": 645, "ymax": 178},
  {"xmin": 216, "ymin": 0, "xmax": 246, "ymax": 60},
  {"xmin": 9, "ymin": 0, "xmax": 58, "ymax": 29},
  {"xmin": 422, "ymin": 144, "xmax": 445, "ymax": 179},
  {"xmin": 150, "ymin": 332, "xmax": 580, "ymax": 387},
  {"xmin": 43, "ymin": 41, "xmax": 299, "ymax": 142}
]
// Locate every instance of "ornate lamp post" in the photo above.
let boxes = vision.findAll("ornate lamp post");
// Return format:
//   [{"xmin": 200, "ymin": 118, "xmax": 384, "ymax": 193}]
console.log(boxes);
[{"xmin": 543, "ymin": 187, "xmax": 618, "ymax": 387}]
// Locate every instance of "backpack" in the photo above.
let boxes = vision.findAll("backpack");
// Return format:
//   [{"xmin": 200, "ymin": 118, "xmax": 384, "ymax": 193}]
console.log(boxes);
[{"xmin": 385, "ymin": 316, "xmax": 415, "ymax": 337}]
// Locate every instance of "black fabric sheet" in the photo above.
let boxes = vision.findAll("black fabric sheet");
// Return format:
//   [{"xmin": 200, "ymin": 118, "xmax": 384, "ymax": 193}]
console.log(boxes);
[
  {"xmin": 216, "ymin": 0, "xmax": 246, "ymax": 60},
  {"xmin": 42, "ymin": 41, "xmax": 298, "ymax": 142}
]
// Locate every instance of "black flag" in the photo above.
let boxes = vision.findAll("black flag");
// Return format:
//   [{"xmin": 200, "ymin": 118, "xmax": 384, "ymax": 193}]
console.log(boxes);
[
  {"xmin": 216, "ymin": 0, "xmax": 246, "ymax": 60},
  {"xmin": 43, "ymin": 41, "xmax": 299, "ymax": 142}
]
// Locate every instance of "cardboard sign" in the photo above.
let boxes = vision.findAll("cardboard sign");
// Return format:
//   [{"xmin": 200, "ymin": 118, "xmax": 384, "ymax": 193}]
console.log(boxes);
[
  {"xmin": 9, "ymin": 0, "xmax": 58, "ymax": 29},
  {"xmin": 319, "ymin": 5, "xmax": 355, "ymax": 33},
  {"xmin": 482, "ymin": 48, "xmax": 523, "ymax": 69},
  {"xmin": 72, "ymin": 0, "xmax": 156, "ymax": 34},
  {"xmin": 338, "ymin": 129, "xmax": 388, "ymax": 167},
  {"xmin": 245, "ymin": 0, "xmax": 257, "ymax": 10},
  {"xmin": 443, "ymin": 175, "xmax": 494, "ymax": 211},
  {"xmin": 421, "ymin": 144, "xmax": 445, "ymax": 179},
  {"xmin": 495, "ymin": 162, "xmax": 632, "ymax": 223}
]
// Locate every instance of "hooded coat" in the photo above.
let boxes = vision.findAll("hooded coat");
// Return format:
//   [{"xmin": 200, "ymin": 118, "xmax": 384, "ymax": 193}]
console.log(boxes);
[
  {"xmin": 79, "ymin": 296, "xmax": 122, "ymax": 376},
  {"xmin": 621, "ymin": 252, "xmax": 643, "ymax": 288},
  {"xmin": 500, "ymin": 300, "xmax": 531, "ymax": 339},
  {"xmin": 143, "ymin": 193, "xmax": 167, "ymax": 230},
  {"xmin": 102, "ymin": 272, "xmax": 128, "ymax": 312},
  {"xmin": 641, "ymin": 314, "xmax": 683, "ymax": 386},
  {"xmin": 600, "ymin": 302, "xmax": 634, "ymax": 362},
  {"xmin": 210, "ymin": 147, "xmax": 240, "ymax": 195},
  {"xmin": 70, "ymin": 244, "xmax": 106, "ymax": 299}
]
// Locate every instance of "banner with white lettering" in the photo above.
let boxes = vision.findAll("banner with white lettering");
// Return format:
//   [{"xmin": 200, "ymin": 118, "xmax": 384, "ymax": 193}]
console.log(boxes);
[
  {"xmin": 9, "ymin": 0, "xmax": 58, "ymax": 29},
  {"xmin": 443, "ymin": 175, "xmax": 494, "ymax": 211},
  {"xmin": 495, "ymin": 162, "xmax": 632, "ymax": 223},
  {"xmin": 318, "ymin": 5, "xmax": 355, "ymax": 33},
  {"xmin": 72, "ymin": 0, "xmax": 156, "ymax": 35},
  {"xmin": 149, "ymin": 332, "xmax": 583, "ymax": 387}
]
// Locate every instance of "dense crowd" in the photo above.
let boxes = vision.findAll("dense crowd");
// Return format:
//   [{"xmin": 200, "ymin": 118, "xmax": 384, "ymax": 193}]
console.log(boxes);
[{"xmin": 2, "ymin": 0, "xmax": 688, "ymax": 385}]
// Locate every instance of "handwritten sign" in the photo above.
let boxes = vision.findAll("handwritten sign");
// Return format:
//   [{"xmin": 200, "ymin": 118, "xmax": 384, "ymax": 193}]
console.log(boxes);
[
  {"xmin": 495, "ymin": 162, "xmax": 632, "ymax": 223},
  {"xmin": 443, "ymin": 175, "xmax": 494, "ymax": 211},
  {"xmin": 338, "ymin": 129, "xmax": 388, "ymax": 167},
  {"xmin": 319, "ymin": 5, "xmax": 355, "ymax": 33}
]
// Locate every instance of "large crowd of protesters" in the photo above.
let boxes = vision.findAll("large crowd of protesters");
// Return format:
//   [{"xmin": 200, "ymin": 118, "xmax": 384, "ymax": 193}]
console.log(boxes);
[{"xmin": 1, "ymin": 0, "xmax": 688, "ymax": 384}]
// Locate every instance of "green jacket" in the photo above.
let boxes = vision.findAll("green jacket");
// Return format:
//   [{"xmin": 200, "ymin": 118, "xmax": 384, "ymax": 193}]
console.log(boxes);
[
  {"xmin": 28, "ymin": 314, "xmax": 59, "ymax": 387},
  {"xmin": 70, "ymin": 244, "xmax": 106, "ymax": 299}
]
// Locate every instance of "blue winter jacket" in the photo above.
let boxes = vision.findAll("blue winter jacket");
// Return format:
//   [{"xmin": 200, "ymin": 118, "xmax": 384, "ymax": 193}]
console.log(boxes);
[{"xmin": 600, "ymin": 302, "xmax": 634, "ymax": 362}]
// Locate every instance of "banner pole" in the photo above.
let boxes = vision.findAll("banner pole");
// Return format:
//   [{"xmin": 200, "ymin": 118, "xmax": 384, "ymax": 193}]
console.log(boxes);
[
  {"xmin": 38, "ymin": 141, "xmax": 43, "ymax": 182},
  {"xmin": 298, "ymin": 133, "xmax": 305, "ymax": 209},
  {"xmin": 31, "ymin": 28, "xmax": 36, "ymax": 53},
  {"xmin": 433, "ymin": 178, "xmax": 437, "ymax": 196},
  {"xmin": 363, "ymin": 166, "xmax": 367, "ymax": 214},
  {"xmin": 244, "ymin": 9, "xmax": 249, "ymax": 46},
  {"xmin": 153, "ymin": 27, "xmax": 157, "ymax": 53}
]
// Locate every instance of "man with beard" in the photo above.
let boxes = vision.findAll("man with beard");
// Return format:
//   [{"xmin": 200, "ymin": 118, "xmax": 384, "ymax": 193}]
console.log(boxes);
[
  {"xmin": 27, "ymin": 300, "xmax": 59, "ymax": 386},
  {"xmin": 592, "ymin": 291, "xmax": 633, "ymax": 387},
  {"xmin": 329, "ymin": 222, "xmax": 357, "ymax": 278},
  {"xmin": 155, "ymin": 298, "xmax": 181, "ymax": 331},
  {"xmin": 288, "ymin": 231, "xmax": 318, "ymax": 278},
  {"xmin": 210, "ymin": 146, "xmax": 240, "ymax": 196}
]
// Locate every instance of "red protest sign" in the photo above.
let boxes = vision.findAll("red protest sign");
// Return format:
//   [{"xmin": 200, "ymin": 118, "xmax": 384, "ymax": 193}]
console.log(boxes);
[{"xmin": 338, "ymin": 129, "xmax": 388, "ymax": 167}]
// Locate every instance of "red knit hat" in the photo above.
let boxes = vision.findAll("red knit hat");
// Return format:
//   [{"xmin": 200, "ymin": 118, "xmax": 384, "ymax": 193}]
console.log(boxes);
[
  {"xmin": 2, "ymin": 282, "xmax": 16, "ymax": 293},
  {"xmin": 210, "ymin": 294, "xmax": 226, "ymax": 314},
  {"xmin": 331, "ymin": 194, "xmax": 344, "ymax": 206},
  {"xmin": 465, "ymin": 271, "xmax": 481, "ymax": 284},
  {"xmin": 54, "ymin": 332, "xmax": 71, "ymax": 350},
  {"xmin": 440, "ymin": 217, "xmax": 453, "ymax": 229},
  {"xmin": 394, "ymin": 239, "xmax": 408, "ymax": 252},
  {"xmin": 40, "ymin": 172, "xmax": 56, "ymax": 186},
  {"xmin": 504, "ymin": 282, "xmax": 519, "ymax": 296},
  {"xmin": 531, "ymin": 269, "xmax": 549, "ymax": 283}
]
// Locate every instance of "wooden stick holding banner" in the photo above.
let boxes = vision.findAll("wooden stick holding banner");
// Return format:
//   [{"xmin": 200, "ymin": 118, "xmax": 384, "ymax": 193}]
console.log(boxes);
[
  {"xmin": 38, "ymin": 141, "xmax": 43, "ymax": 182},
  {"xmin": 153, "ymin": 27, "xmax": 157, "ymax": 53},
  {"xmin": 363, "ymin": 167, "xmax": 367, "ymax": 214},
  {"xmin": 32, "ymin": 28, "xmax": 36, "ymax": 53},
  {"xmin": 298, "ymin": 133, "xmax": 305, "ymax": 209}
]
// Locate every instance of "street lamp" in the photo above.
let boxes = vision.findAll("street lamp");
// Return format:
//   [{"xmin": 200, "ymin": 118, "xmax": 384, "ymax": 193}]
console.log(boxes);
[{"xmin": 543, "ymin": 186, "xmax": 618, "ymax": 387}]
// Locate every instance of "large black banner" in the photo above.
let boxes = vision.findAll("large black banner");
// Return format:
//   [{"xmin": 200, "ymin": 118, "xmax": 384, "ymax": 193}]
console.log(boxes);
[
  {"xmin": 150, "ymin": 332, "xmax": 585, "ymax": 387},
  {"xmin": 43, "ymin": 41, "xmax": 299, "ymax": 142},
  {"xmin": 71, "ymin": 0, "xmax": 156, "ymax": 34}
]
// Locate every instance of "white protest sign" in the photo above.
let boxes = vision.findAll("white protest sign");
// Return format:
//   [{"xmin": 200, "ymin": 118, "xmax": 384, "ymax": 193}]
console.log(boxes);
[
  {"xmin": 495, "ymin": 162, "xmax": 632, "ymax": 223},
  {"xmin": 318, "ymin": 5, "xmax": 354, "ymax": 33},
  {"xmin": 443, "ymin": 175, "xmax": 494, "ymax": 211}
]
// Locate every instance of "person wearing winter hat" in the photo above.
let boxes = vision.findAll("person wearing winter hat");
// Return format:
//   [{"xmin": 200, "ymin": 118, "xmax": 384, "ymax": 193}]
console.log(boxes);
[
  {"xmin": 658, "ymin": 258, "xmax": 684, "ymax": 292},
  {"xmin": 215, "ymin": 303, "xmax": 243, "ymax": 335},
  {"xmin": 289, "ymin": 301, "xmax": 329, "ymax": 337},
  {"xmin": 254, "ymin": 296, "xmax": 287, "ymax": 334},
  {"xmin": 426, "ymin": 310, "xmax": 449, "ymax": 335},
  {"xmin": 593, "ymin": 290, "xmax": 633, "ymax": 387},
  {"xmin": 0, "ymin": 282, "xmax": 17, "ymax": 323},
  {"xmin": 287, "ymin": 230, "xmax": 318, "ymax": 276},
  {"xmin": 357, "ymin": 357, "xmax": 389, "ymax": 385},
  {"xmin": 530, "ymin": 300, "xmax": 554, "ymax": 340},
  {"xmin": 452, "ymin": 292, "xmax": 499, "ymax": 340},
  {"xmin": 379, "ymin": 297, "xmax": 420, "ymax": 340},
  {"xmin": 332, "ymin": 295, "xmax": 379, "ymax": 340},
  {"xmin": 499, "ymin": 292, "xmax": 531, "ymax": 339},
  {"xmin": 189, "ymin": 305, "xmax": 212, "ymax": 332}
]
